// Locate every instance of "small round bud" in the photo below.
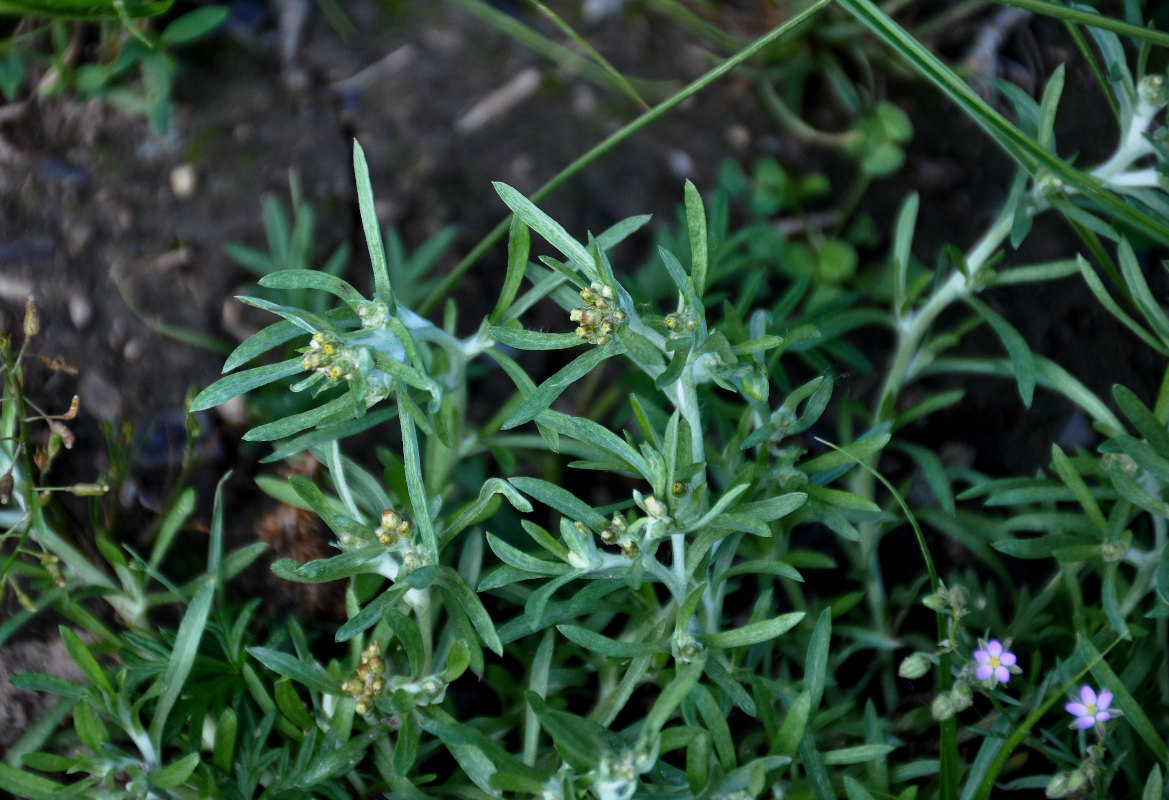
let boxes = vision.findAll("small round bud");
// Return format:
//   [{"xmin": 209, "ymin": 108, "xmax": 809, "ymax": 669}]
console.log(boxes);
[
  {"xmin": 898, "ymin": 652, "xmax": 933, "ymax": 680},
  {"xmin": 355, "ymin": 697, "xmax": 371, "ymax": 714},
  {"xmin": 931, "ymin": 693, "xmax": 956, "ymax": 721},
  {"xmin": 951, "ymin": 685, "xmax": 973, "ymax": 712}
]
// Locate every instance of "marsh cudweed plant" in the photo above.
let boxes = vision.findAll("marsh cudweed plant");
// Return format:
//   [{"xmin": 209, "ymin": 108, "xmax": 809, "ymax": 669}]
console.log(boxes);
[{"xmin": 6, "ymin": 3, "xmax": 1169, "ymax": 800}]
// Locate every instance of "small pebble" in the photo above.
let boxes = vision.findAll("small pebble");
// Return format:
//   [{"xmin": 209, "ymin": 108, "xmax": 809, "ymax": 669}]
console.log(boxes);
[
  {"xmin": 724, "ymin": 124, "xmax": 751, "ymax": 152},
  {"xmin": 122, "ymin": 337, "xmax": 145, "ymax": 362},
  {"xmin": 170, "ymin": 164, "xmax": 197, "ymax": 200},
  {"xmin": 68, "ymin": 294, "xmax": 92, "ymax": 330},
  {"xmin": 667, "ymin": 149, "xmax": 694, "ymax": 178}
]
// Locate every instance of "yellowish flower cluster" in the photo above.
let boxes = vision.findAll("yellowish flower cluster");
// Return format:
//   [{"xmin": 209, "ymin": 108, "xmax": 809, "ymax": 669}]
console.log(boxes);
[
  {"xmin": 342, "ymin": 641, "xmax": 387, "ymax": 715},
  {"xmin": 300, "ymin": 331, "xmax": 359, "ymax": 382},
  {"xmin": 570, "ymin": 282, "xmax": 626, "ymax": 345},
  {"xmin": 376, "ymin": 507, "xmax": 413, "ymax": 547}
]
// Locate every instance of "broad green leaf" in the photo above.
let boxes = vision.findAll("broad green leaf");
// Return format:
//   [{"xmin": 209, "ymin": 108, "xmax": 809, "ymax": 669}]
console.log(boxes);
[
  {"xmin": 212, "ymin": 707, "xmax": 237, "ymax": 773},
  {"xmin": 1049, "ymin": 444, "xmax": 1107, "ymax": 533},
  {"xmin": 399, "ymin": 406, "xmax": 438, "ymax": 560},
  {"xmin": 244, "ymin": 395, "xmax": 358, "ymax": 442},
  {"xmin": 443, "ymin": 479, "xmax": 534, "ymax": 545}
]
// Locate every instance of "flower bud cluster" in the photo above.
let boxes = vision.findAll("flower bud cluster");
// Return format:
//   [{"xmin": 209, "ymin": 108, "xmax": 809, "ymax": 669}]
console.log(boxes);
[
  {"xmin": 570, "ymin": 282, "xmax": 626, "ymax": 346},
  {"xmin": 1046, "ymin": 743, "xmax": 1105, "ymax": 798},
  {"xmin": 377, "ymin": 507, "xmax": 413, "ymax": 547},
  {"xmin": 664, "ymin": 311, "xmax": 696, "ymax": 334},
  {"xmin": 671, "ymin": 631, "xmax": 705, "ymax": 664},
  {"xmin": 356, "ymin": 299, "xmax": 390, "ymax": 329},
  {"xmin": 342, "ymin": 641, "xmax": 387, "ymax": 715},
  {"xmin": 594, "ymin": 514, "xmax": 638, "ymax": 558},
  {"xmin": 594, "ymin": 748, "xmax": 654, "ymax": 800},
  {"xmin": 300, "ymin": 331, "xmax": 360, "ymax": 383}
]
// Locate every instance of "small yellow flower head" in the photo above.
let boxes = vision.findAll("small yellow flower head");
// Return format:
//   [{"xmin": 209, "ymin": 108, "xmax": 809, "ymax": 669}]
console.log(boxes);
[{"xmin": 570, "ymin": 281, "xmax": 625, "ymax": 345}]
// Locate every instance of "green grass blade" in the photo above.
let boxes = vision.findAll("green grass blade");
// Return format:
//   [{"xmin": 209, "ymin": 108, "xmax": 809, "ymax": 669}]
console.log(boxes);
[{"xmin": 992, "ymin": 0, "xmax": 1169, "ymax": 47}]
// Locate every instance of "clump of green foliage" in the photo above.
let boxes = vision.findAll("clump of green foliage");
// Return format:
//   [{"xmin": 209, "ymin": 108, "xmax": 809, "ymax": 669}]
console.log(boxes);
[
  {"xmin": 0, "ymin": 2, "xmax": 227, "ymax": 131},
  {"xmin": 4, "ymin": 2, "xmax": 1169, "ymax": 800}
]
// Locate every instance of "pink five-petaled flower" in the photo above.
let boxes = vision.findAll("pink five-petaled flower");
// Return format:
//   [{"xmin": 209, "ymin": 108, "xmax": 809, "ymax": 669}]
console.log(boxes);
[
  {"xmin": 1066, "ymin": 686, "xmax": 1114, "ymax": 730},
  {"xmin": 973, "ymin": 639, "xmax": 1017, "ymax": 685}
]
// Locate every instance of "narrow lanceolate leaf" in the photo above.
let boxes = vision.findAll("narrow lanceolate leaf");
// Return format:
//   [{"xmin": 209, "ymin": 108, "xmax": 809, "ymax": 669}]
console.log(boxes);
[
  {"xmin": 684, "ymin": 180, "xmax": 708, "ymax": 297},
  {"xmin": 490, "ymin": 326, "xmax": 585, "ymax": 351},
  {"xmin": 503, "ymin": 341, "xmax": 620, "ymax": 429},
  {"xmin": 494, "ymin": 183, "xmax": 593, "ymax": 276},
  {"xmin": 354, "ymin": 140, "xmax": 392, "ymax": 301},
  {"xmin": 436, "ymin": 566, "xmax": 504, "ymax": 655},
  {"xmin": 247, "ymin": 647, "xmax": 340, "ymax": 694},
  {"xmin": 149, "ymin": 579, "xmax": 215, "ymax": 751},
  {"xmin": 60, "ymin": 627, "xmax": 112, "ymax": 696},
  {"xmin": 224, "ymin": 319, "xmax": 305, "ymax": 372},
  {"xmin": 190, "ymin": 357, "xmax": 304, "ymax": 411},
  {"xmin": 0, "ymin": 763, "xmax": 64, "ymax": 800},
  {"xmin": 150, "ymin": 752, "xmax": 201, "ymax": 789},
  {"xmin": 259, "ymin": 270, "xmax": 365, "ymax": 311},
  {"xmin": 510, "ymin": 477, "xmax": 608, "ymax": 530},
  {"xmin": 892, "ymin": 193, "xmax": 919, "ymax": 317},
  {"xmin": 966, "ymin": 296, "xmax": 1035, "ymax": 407},
  {"xmin": 556, "ymin": 624, "xmax": 669, "ymax": 658},
  {"xmin": 699, "ymin": 612, "xmax": 805, "ymax": 649},
  {"xmin": 490, "ymin": 215, "xmax": 531, "ymax": 324}
]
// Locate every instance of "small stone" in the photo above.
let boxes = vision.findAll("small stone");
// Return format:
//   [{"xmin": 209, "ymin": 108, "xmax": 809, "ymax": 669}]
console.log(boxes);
[
  {"xmin": 667, "ymin": 149, "xmax": 694, "ymax": 178},
  {"xmin": 122, "ymin": 337, "xmax": 145, "ymax": 362},
  {"xmin": 169, "ymin": 164, "xmax": 197, "ymax": 200},
  {"xmin": 68, "ymin": 294, "xmax": 92, "ymax": 330},
  {"xmin": 724, "ymin": 124, "xmax": 751, "ymax": 151}
]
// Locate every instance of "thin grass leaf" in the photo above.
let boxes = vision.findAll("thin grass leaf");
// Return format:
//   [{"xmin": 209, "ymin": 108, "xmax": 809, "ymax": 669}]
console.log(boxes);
[{"xmin": 502, "ymin": 341, "xmax": 620, "ymax": 429}]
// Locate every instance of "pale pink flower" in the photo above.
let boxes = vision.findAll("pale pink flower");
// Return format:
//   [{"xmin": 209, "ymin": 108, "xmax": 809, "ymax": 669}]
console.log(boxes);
[
  {"xmin": 1066, "ymin": 685, "xmax": 1113, "ymax": 730},
  {"xmin": 973, "ymin": 639, "xmax": 1017, "ymax": 685}
]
